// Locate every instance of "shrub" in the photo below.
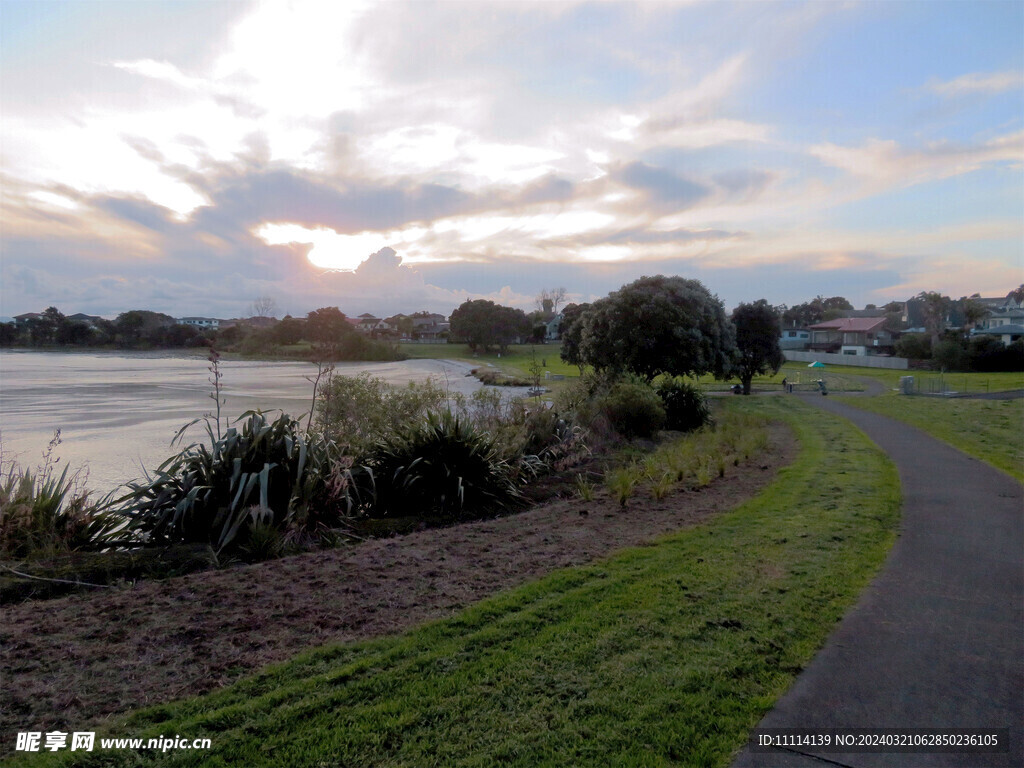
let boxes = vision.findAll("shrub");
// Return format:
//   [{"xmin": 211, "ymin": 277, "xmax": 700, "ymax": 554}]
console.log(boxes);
[
  {"xmin": 0, "ymin": 431, "xmax": 105, "ymax": 559},
  {"xmin": 598, "ymin": 380, "xmax": 666, "ymax": 439},
  {"xmin": 656, "ymin": 378, "xmax": 711, "ymax": 432},
  {"xmin": 107, "ymin": 411, "xmax": 349, "ymax": 554},
  {"xmin": 0, "ymin": 461, "xmax": 101, "ymax": 559},
  {"xmin": 366, "ymin": 411, "xmax": 524, "ymax": 521},
  {"xmin": 316, "ymin": 374, "xmax": 448, "ymax": 453}
]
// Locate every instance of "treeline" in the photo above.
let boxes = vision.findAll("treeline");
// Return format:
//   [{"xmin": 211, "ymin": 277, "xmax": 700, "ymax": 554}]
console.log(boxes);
[
  {"xmin": 0, "ymin": 306, "xmax": 405, "ymax": 362},
  {"xmin": 0, "ymin": 308, "xmax": 205, "ymax": 349}
]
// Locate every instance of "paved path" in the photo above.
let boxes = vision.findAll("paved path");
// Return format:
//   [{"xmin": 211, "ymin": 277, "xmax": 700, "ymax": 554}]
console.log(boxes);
[{"xmin": 733, "ymin": 394, "xmax": 1023, "ymax": 767}]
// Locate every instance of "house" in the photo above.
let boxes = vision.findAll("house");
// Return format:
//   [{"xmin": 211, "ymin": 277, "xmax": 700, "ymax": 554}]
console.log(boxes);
[
  {"xmin": 13, "ymin": 312, "xmax": 42, "ymax": 325},
  {"xmin": 412, "ymin": 313, "xmax": 449, "ymax": 341},
  {"xmin": 980, "ymin": 307, "xmax": 1024, "ymax": 331},
  {"xmin": 177, "ymin": 317, "xmax": 221, "ymax": 330},
  {"xmin": 807, "ymin": 317, "xmax": 894, "ymax": 356},
  {"xmin": 972, "ymin": 324, "xmax": 1024, "ymax": 347},
  {"xmin": 779, "ymin": 328, "xmax": 810, "ymax": 350},
  {"xmin": 545, "ymin": 313, "xmax": 563, "ymax": 341},
  {"xmin": 67, "ymin": 313, "xmax": 103, "ymax": 328}
]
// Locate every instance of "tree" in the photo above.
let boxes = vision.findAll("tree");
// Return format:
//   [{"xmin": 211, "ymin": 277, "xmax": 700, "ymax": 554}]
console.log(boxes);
[
  {"xmin": 250, "ymin": 296, "xmax": 277, "ymax": 319},
  {"xmin": 449, "ymin": 300, "xmax": 531, "ymax": 352},
  {"xmin": 272, "ymin": 315, "xmax": 304, "ymax": 345},
  {"xmin": 305, "ymin": 307, "xmax": 353, "ymax": 344},
  {"xmin": 731, "ymin": 300, "xmax": 784, "ymax": 395},
  {"xmin": 959, "ymin": 297, "xmax": 989, "ymax": 338},
  {"xmin": 558, "ymin": 302, "xmax": 590, "ymax": 372},
  {"xmin": 576, "ymin": 275, "xmax": 736, "ymax": 381},
  {"xmin": 916, "ymin": 291, "xmax": 951, "ymax": 350},
  {"xmin": 535, "ymin": 287, "xmax": 567, "ymax": 318}
]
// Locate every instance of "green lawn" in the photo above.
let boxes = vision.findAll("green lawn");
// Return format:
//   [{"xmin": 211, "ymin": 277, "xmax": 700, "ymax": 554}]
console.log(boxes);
[
  {"xmin": 840, "ymin": 394, "xmax": 1024, "ymax": 482},
  {"xmin": 22, "ymin": 398, "xmax": 899, "ymax": 768},
  {"xmin": 400, "ymin": 342, "xmax": 581, "ymax": 379},
  {"xmin": 800, "ymin": 365, "xmax": 1024, "ymax": 394}
]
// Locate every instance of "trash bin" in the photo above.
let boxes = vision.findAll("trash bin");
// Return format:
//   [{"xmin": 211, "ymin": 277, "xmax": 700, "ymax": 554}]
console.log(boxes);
[{"xmin": 899, "ymin": 376, "xmax": 914, "ymax": 395}]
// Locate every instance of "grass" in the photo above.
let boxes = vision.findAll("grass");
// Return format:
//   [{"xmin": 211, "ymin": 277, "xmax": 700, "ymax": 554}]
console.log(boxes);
[
  {"xmin": 834, "ymin": 367, "xmax": 1024, "ymax": 394},
  {"xmin": 400, "ymin": 342, "xmax": 581, "ymax": 379},
  {"xmin": 18, "ymin": 397, "xmax": 900, "ymax": 768},
  {"xmin": 841, "ymin": 394, "xmax": 1024, "ymax": 482}
]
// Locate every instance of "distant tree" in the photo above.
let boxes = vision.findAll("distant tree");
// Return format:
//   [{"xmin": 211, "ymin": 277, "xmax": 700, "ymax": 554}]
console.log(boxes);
[
  {"xmin": 113, "ymin": 310, "xmax": 176, "ymax": 348},
  {"xmin": 960, "ymin": 297, "xmax": 989, "ymax": 337},
  {"xmin": 250, "ymin": 296, "xmax": 277, "ymax": 319},
  {"xmin": 1010, "ymin": 284, "xmax": 1024, "ymax": 304},
  {"xmin": 577, "ymin": 275, "xmax": 736, "ymax": 381},
  {"xmin": 305, "ymin": 307, "xmax": 353, "ymax": 344},
  {"xmin": 535, "ymin": 287, "xmax": 567, "ymax": 318},
  {"xmin": 386, "ymin": 314, "xmax": 414, "ymax": 338},
  {"xmin": 0, "ymin": 322, "xmax": 17, "ymax": 346},
  {"xmin": 916, "ymin": 291, "xmax": 951, "ymax": 350},
  {"xmin": 558, "ymin": 302, "xmax": 590, "ymax": 373},
  {"xmin": 449, "ymin": 300, "xmax": 531, "ymax": 352},
  {"xmin": 782, "ymin": 301, "xmax": 823, "ymax": 329},
  {"xmin": 894, "ymin": 334, "xmax": 932, "ymax": 360},
  {"xmin": 272, "ymin": 315, "xmax": 304, "ymax": 345},
  {"xmin": 731, "ymin": 300, "xmax": 784, "ymax": 395}
]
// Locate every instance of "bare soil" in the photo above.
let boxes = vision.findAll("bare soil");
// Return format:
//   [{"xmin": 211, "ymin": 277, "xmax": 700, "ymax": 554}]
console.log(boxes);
[{"xmin": 1, "ymin": 424, "xmax": 795, "ymax": 741}]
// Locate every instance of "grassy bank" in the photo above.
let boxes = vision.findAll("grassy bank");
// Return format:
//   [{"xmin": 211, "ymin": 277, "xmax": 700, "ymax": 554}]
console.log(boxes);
[
  {"xmin": 840, "ymin": 394, "xmax": 1024, "ymax": 482},
  {"xmin": 19, "ymin": 397, "xmax": 899, "ymax": 768}
]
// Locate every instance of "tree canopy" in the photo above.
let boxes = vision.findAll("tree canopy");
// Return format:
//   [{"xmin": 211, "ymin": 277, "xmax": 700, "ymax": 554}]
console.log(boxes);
[
  {"xmin": 305, "ymin": 307, "xmax": 353, "ymax": 344},
  {"xmin": 557, "ymin": 302, "xmax": 590, "ymax": 371},
  {"xmin": 449, "ymin": 299, "xmax": 531, "ymax": 352},
  {"xmin": 731, "ymin": 300, "xmax": 784, "ymax": 394},
  {"xmin": 575, "ymin": 275, "xmax": 736, "ymax": 381}
]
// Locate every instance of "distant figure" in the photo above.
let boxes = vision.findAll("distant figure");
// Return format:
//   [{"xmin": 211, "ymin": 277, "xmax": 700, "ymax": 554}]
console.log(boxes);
[
  {"xmin": 817, "ymin": 378, "xmax": 828, "ymax": 396},
  {"xmin": 781, "ymin": 377, "xmax": 788, "ymax": 393}
]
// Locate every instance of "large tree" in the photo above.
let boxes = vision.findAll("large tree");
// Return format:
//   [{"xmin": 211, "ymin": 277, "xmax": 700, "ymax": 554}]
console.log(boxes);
[
  {"xmin": 305, "ymin": 307, "xmax": 353, "ymax": 344},
  {"xmin": 558, "ymin": 302, "xmax": 590, "ymax": 372},
  {"xmin": 731, "ymin": 300, "xmax": 784, "ymax": 395},
  {"xmin": 449, "ymin": 299, "xmax": 531, "ymax": 352},
  {"xmin": 577, "ymin": 275, "xmax": 736, "ymax": 381}
]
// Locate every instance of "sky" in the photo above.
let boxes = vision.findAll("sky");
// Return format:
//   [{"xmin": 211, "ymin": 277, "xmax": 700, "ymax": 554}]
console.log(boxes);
[{"xmin": 1, "ymin": 0, "xmax": 1021, "ymax": 320}]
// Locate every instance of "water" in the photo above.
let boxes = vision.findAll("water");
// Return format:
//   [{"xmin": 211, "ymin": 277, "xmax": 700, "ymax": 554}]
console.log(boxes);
[{"xmin": 0, "ymin": 350, "xmax": 491, "ymax": 494}]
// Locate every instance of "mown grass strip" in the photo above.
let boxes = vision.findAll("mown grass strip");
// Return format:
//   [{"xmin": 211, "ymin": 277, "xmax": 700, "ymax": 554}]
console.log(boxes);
[
  {"xmin": 17, "ymin": 398, "xmax": 900, "ymax": 768},
  {"xmin": 840, "ymin": 393, "xmax": 1024, "ymax": 482}
]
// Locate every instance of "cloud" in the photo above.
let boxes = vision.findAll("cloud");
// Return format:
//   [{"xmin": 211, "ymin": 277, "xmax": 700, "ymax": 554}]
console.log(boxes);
[
  {"xmin": 926, "ymin": 70, "xmax": 1024, "ymax": 97},
  {"xmin": 809, "ymin": 130, "xmax": 1024, "ymax": 190},
  {"xmin": 609, "ymin": 161, "xmax": 711, "ymax": 212}
]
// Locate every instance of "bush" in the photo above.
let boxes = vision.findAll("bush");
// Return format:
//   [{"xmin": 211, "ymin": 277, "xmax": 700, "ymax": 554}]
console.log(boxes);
[
  {"xmin": 598, "ymin": 380, "xmax": 666, "ymax": 439},
  {"xmin": 365, "ymin": 411, "xmax": 524, "ymax": 521},
  {"xmin": 0, "ymin": 431, "xmax": 105, "ymax": 559},
  {"xmin": 316, "ymin": 374, "xmax": 449, "ymax": 453},
  {"xmin": 895, "ymin": 333, "xmax": 932, "ymax": 360},
  {"xmin": 0, "ymin": 461, "xmax": 101, "ymax": 559},
  {"xmin": 656, "ymin": 378, "xmax": 711, "ymax": 432},
  {"xmin": 107, "ymin": 411, "xmax": 350, "ymax": 554}
]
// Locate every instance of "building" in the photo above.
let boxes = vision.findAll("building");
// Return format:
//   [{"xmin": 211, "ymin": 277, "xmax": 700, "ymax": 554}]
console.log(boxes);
[
  {"xmin": 807, "ymin": 317, "xmax": 895, "ymax": 356},
  {"xmin": 779, "ymin": 329, "xmax": 811, "ymax": 350},
  {"xmin": 177, "ymin": 317, "xmax": 221, "ymax": 330}
]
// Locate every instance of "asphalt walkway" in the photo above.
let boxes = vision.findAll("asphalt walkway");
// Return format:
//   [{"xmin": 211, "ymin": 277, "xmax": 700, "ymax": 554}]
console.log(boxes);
[{"xmin": 733, "ymin": 394, "xmax": 1023, "ymax": 767}]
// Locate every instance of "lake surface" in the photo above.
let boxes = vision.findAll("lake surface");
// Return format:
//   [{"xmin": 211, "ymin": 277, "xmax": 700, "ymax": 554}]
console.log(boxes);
[{"xmin": 0, "ymin": 350, "xmax": 493, "ymax": 494}]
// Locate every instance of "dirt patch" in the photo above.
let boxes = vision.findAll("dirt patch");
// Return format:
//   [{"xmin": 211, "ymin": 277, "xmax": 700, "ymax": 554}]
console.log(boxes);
[{"xmin": 1, "ymin": 423, "xmax": 795, "ymax": 740}]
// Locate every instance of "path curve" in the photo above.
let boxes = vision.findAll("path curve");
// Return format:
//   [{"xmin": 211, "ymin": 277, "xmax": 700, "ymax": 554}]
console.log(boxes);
[{"xmin": 733, "ymin": 393, "xmax": 1023, "ymax": 767}]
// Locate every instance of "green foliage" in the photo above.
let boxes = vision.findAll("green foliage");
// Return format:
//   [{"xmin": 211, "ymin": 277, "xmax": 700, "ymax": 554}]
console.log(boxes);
[
  {"xmin": 577, "ymin": 275, "xmax": 736, "ymax": 381},
  {"xmin": 894, "ymin": 333, "xmax": 932, "ymax": 360},
  {"xmin": 107, "ymin": 411, "xmax": 349, "ymax": 554},
  {"xmin": 598, "ymin": 379, "xmax": 666, "ymax": 438},
  {"xmin": 933, "ymin": 338, "xmax": 966, "ymax": 371},
  {"xmin": 656, "ymin": 377, "xmax": 711, "ymax": 432},
  {"xmin": 449, "ymin": 299, "xmax": 532, "ymax": 352},
  {"xmin": 573, "ymin": 473, "xmax": 595, "ymax": 501},
  {"xmin": 557, "ymin": 302, "xmax": 590, "ymax": 370},
  {"xmin": 365, "ymin": 411, "xmax": 524, "ymax": 521},
  {"xmin": 731, "ymin": 299, "xmax": 783, "ymax": 393},
  {"xmin": 316, "ymin": 374, "xmax": 449, "ymax": 453},
  {"xmin": 305, "ymin": 307, "xmax": 354, "ymax": 344},
  {"xmin": 606, "ymin": 465, "xmax": 640, "ymax": 507},
  {"xmin": 0, "ymin": 447, "xmax": 102, "ymax": 559}
]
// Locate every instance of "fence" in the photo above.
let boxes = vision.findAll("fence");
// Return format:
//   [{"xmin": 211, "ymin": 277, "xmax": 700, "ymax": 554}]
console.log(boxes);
[{"xmin": 783, "ymin": 350, "xmax": 909, "ymax": 370}]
